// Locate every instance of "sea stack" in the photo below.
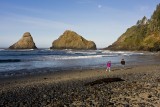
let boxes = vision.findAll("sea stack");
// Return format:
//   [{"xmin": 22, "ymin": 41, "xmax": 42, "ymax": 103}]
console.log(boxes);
[
  {"xmin": 9, "ymin": 32, "xmax": 37, "ymax": 49},
  {"xmin": 50, "ymin": 30, "xmax": 96, "ymax": 50}
]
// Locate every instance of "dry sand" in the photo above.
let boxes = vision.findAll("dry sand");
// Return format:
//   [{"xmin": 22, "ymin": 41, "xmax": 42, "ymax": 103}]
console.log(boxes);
[{"xmin": 0, "ymin": 64, "xmax": 160, "ymax": 106}]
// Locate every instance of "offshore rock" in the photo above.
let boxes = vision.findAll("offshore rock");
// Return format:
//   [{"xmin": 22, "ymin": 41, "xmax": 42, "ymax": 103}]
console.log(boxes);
[
  {"xmin": 50, "ymin": 30, "xmax": 96, "ymax": 50},
  {"xmin": 9, "ymin": 32, "xmax": 37, "ymax": 49}
]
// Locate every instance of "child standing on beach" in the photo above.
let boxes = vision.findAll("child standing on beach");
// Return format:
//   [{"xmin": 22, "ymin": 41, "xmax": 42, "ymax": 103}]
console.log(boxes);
[{"xmin": 106, "ymin": 61, "xmax": 111, "ymax": 72}]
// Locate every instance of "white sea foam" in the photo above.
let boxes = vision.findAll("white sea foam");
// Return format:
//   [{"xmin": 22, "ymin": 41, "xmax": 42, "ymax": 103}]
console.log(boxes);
[
  {"xmin": 66, "ymin": 51, "xmax": 97, "ymax": 55},
  {"xmin": 36, "ymin": 54, "xmax": 117, "ymax": 61},
  {"xmin": 102, "ymin": 50, "xmax": 144, "ymax": 56},
  {"xmin": 122, "ymin": 52, "xmax": 144, "ymax": 56},
  {"xmin": 101, "ymin": 50, "xmax": 111, "ymax": 53},
  {"xmin": 10, "ymin": 49, "xmax": 35, "ymax": 51},
  {"xmin": 54, "ymin": 55, "xmax": 103, "ymax": 60},
  {"xmin": 67, "ymin": 50, "xmax": 134, "ymax": 57}
]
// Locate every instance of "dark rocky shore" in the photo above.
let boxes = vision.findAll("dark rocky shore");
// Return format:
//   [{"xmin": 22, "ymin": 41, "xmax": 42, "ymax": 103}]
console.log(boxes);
[{"xmin": 0, "ymin": 65, "xmax": 160, "ymax": 107}]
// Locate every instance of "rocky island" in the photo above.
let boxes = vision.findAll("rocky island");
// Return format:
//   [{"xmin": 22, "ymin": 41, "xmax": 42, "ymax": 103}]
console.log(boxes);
[
  {"xmin": 106, "ymin": 4, "xmax": 160, "ymax": 51},
  {"xmin": 50, "ymin": 30, "xmax": 96, "ymax": 50},
  {"xmin": 9, "ymin": 32, "xmax": 37, "ymax": 49}
]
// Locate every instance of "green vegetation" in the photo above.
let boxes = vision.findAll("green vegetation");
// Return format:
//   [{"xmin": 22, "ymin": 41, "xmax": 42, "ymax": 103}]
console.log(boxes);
[
  {"xmin": 107, "ymin": 4, "xmax": 160, "ymax": 51},
  {"xmin": 148, "ymin": 4, "xmax": 160, "ymax": 33}
]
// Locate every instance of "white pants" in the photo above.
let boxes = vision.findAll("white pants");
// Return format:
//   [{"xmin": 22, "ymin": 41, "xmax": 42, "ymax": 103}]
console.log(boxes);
[{"xmin": 106, "ymin": 67, "xmax": 110, "ymax": 72}]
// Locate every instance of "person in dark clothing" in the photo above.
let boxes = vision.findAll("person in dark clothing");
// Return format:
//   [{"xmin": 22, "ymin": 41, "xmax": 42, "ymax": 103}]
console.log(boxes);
[{"xmin": 121, "ymin": 59, "xmax": 125, "ymax": 68}]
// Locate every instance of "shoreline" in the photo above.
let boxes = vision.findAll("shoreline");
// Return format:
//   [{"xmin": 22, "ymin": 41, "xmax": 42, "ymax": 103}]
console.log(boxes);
[
  {"xmin": 0, "ymin": 64, "xmax": 160, "ymax": 106},
  {"xmin": 0, "ymin": 62, "xmax": 157, "ymax": 78},
  {"xmin": 0, "ymin": 64, "xmax": 158, "ymax": 91}
]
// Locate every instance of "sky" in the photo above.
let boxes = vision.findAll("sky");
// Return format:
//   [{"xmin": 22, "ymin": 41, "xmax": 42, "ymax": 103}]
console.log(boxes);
[{"xmin": 0, "ymin": 0, "xmax": 160, "ymax": 48}]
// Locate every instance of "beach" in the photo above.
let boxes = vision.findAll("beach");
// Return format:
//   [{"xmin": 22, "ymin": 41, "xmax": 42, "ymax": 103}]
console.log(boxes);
[
  {"xmin": 1, "ymin": 0, "xmax": 160, "ymax": 107},
  {"xmin": 0, "ymin": 64, "xmax": 160, "ymax": 107}
]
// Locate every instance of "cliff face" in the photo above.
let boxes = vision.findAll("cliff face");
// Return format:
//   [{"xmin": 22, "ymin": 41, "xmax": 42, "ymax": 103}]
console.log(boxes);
[
  {"xmin": 50, "ymin": 30, "xmax": 96, "ymax": 50},
  {"xmin": 106, "ymin": 4, "xmax": 160, "ymax": 51},
  {"xmin": 9, "ymin": 32, "xmax": 37, "ymax": 49}
]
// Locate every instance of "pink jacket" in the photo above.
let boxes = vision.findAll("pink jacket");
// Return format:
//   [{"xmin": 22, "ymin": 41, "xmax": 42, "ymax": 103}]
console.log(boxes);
[{"xmin": 107, "ymin": 62, "xmax": 111, "ymax": 67}]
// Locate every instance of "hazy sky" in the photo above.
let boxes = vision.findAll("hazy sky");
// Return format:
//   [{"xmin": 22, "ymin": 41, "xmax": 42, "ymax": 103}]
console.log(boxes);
[{"xmin": 0, "ymin": 0, "xmax": 159, "ymax": 48}]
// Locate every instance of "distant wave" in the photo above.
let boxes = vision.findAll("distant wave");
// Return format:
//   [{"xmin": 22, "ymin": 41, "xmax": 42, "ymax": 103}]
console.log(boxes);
[
  {"xmin": 102, "ymin": 51, "xmax": 144, "ymax": 56},
  {"xmin": 66, "ymin": 50, "xmax": 97, "ymax": 55},
  {"xmin": 0, "ymin": 59, "xmax": 21, "ymax": 63},
  {"xmin": 0, "ymin": 49, "xmax": 5, "ymax": 51},
  {"xmin": 12, "ymin": 49, "xmax": 35, "ymax": 51},
  {"xmin": 52, "ymin": 55, "xmax": 116, "ymax": 60}
]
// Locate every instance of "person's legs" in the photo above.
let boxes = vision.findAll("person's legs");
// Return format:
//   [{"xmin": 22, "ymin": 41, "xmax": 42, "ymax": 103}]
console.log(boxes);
[
  {"xmin": 108, "ymin": 67, "xmax": 110, "ymax": 72},
  {"xmin": 106, "ymin": 67, "xmax": 109, "ymax": 71},
  {"xmin": 121, "ymin": 64, "xmax": 125, "ymax": 70}
]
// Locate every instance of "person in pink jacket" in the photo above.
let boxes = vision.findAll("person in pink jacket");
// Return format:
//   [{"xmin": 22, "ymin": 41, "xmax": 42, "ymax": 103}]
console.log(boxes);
[{"xmin": 106, "ymin": 61, "xmax": 111, "ymax": 72}]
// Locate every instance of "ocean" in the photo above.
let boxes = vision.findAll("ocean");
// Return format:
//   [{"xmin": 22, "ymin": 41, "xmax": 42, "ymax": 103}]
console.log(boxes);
[{"xmin": 0, "ymin": 49, "xmax": 160, "ymax": 77}]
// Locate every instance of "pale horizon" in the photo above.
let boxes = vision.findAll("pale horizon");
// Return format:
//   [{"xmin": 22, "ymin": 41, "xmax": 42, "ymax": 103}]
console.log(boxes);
[{"xmin": 0, "ymin": 0, "xmax": 159, "ymax": 48}]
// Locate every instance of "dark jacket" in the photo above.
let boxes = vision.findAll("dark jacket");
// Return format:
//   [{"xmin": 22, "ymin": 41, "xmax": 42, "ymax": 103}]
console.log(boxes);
[{"xmin": 121, "ymin": 60, "xmax": 125, "ymax": 65}]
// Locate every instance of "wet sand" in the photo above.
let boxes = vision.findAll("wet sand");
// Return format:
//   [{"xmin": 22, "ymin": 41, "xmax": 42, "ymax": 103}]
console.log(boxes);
[{"xmin": 0, "ymin": 64, "xmax": 160, "ymax": 106}]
